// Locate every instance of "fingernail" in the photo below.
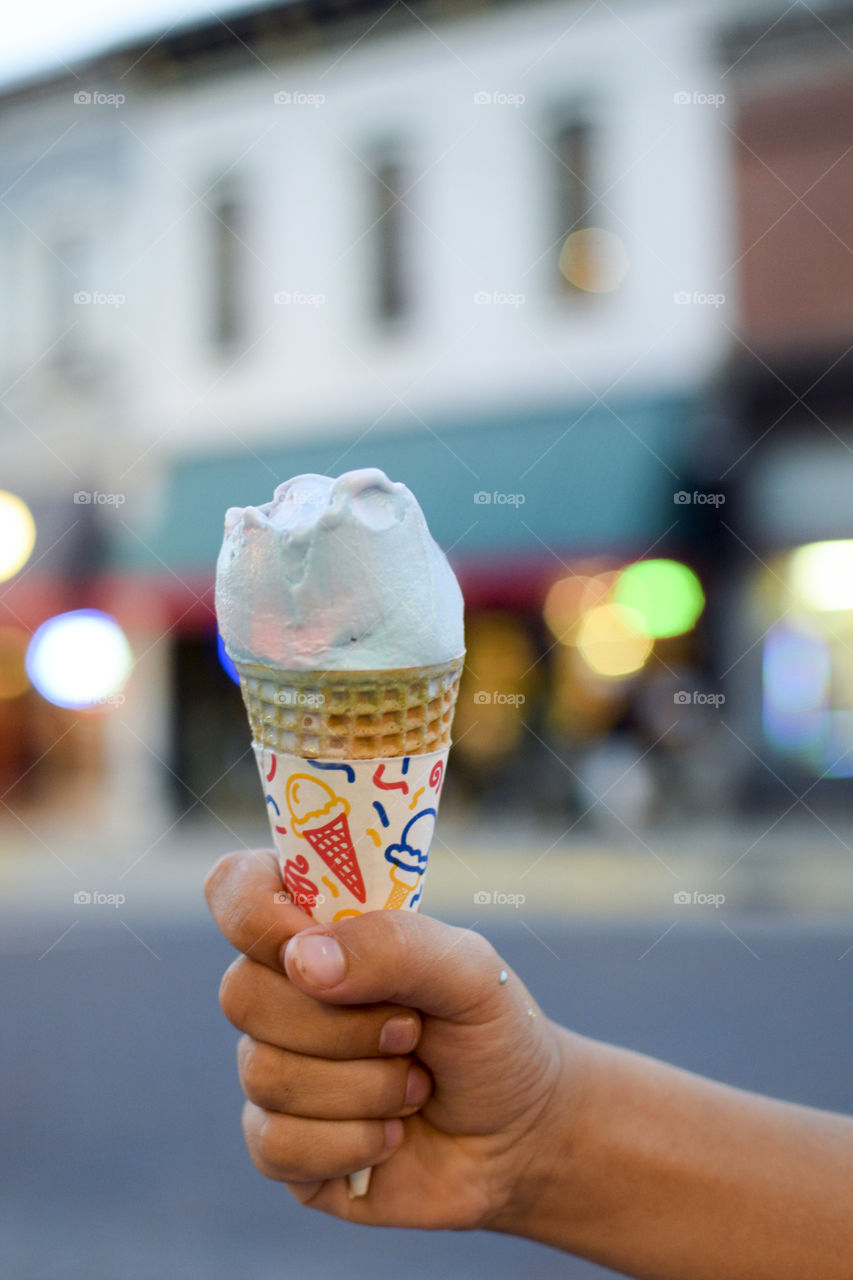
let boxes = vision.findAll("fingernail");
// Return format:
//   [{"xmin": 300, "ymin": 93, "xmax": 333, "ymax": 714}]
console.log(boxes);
[
  {"xmin": 383, "ymin": 1118, "xmax": 404, "ymax": 1151},
  {"xmin": 379, "ymin": 1016, "xmax": 418, "ymax": 1055},
  {"xmin": 287, "ymin": 932, "xmax": 346, "ymax": 988},
  {"xmin": 405, "ymin": 1065, "xmax": 431, "ymax": 1108}
]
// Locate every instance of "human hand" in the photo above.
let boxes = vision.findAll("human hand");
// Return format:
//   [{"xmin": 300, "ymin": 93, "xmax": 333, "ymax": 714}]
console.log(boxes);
[{"xmin": 204, "ymin": 849, "xmax": 576, "ymax": 1231}]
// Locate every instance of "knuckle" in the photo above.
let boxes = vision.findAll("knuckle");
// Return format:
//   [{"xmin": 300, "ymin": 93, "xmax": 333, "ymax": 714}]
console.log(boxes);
[
  {"xmin": 203, "ymin": 851, "xmax": 238, "ymax": 906},
  {"xmin": 244, "ymin": 1103, "xmax": 289, "ymax": 1176},
  {"xmin": 236, "ymin": 1036, "xmax": 262, "ymax": 1094},
  {"xmin": 218, "ymin": 956, "xmax": 251, "ymax": 1027},
  {"xmin": 255, "ymin": 1114, "xmax": 314, "ymax": 1182},
  {"xmin": 239, "ymin": 1040, "xmax": 291, "ymax": 1109},
  {"xmin": 469, "ymin": 929, "xmax": 499, "ymax": 967},
  {"xmin": 228, "ymin": 896, "xmax": 263, "ymax": 954},
  {"xmin": 257, "ymin": 1116, "xmax": 284, "ymax": 1169}
]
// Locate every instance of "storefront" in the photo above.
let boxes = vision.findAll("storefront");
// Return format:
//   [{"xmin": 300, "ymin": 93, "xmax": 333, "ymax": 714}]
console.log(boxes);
[
  {"xmin": 741, "ymin": 436, "xmax": 853, "ymax": 793},
  {"xmin": 108, "ymin": 393, "xmax": 717, "ymax": 821}
]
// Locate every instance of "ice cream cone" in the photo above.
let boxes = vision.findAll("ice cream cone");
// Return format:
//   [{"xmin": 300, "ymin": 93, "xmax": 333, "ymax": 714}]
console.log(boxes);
[{"xmin": 217, "ymin": 469, "xmax": 466, "ymax": 1201}]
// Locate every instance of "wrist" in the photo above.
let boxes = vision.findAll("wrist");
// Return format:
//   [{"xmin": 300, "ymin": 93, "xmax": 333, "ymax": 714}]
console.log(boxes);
[{"xmin": 486, "ymin": 1024, "xmax": 600, "ymax": 1243}]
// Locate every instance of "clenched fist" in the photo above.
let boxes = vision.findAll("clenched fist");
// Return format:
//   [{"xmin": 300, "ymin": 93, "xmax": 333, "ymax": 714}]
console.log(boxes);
[{"xmin": 204, "ymin": 849, "xmax": 572, "ymax": 1230}]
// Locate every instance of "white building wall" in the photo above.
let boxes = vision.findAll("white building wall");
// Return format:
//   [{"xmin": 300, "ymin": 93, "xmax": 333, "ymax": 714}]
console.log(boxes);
[
  {"xmin": 119, "ymin": 0, "xmax": 736, "ymax": 459},
  {"xmin": 0, "ymin": 0, "xmax": 739, "ymax": 487}
]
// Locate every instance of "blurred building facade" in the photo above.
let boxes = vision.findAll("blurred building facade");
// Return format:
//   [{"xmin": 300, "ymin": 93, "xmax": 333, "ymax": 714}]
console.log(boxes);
[
  {"xmin": 724, "ymin": 5, "xmax": 853, "ymax": 804},
  {"xmin": 2, "ymin": 0, "xmax": 852, "ymax": 841}
]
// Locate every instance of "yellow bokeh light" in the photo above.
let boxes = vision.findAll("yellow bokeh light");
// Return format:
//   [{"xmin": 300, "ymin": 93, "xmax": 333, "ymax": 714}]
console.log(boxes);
[
  {"xmin": 577, "ymin": 604, "xmax": 653, "ymax": 678},
  {"xmin": 544, "ymin": 572, "xmax": 617, "ymax": 644},
  {"xmin": 544, "ymin": 576, "xmax": 591, "ymax": 643},
  {"xmin": 0, "ymin": 491, "xmax": 36, "ymax": 584},
  {"xmin": 789, "ymin": 540, "xmax": 853, "ymax": 611},
  {"xmin": 559, "ymin": 228, "xmax": 629, "ymax": 293},
  {"xmin": 0, "ymin": 626, "xmax": 30, "ymax": 700}
]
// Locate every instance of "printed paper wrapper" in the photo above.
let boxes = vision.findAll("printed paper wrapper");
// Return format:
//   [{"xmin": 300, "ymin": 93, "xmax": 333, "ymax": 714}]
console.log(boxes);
[{"xmin": 255, "ymin": 745, "xmax": 449, "ymax": 923}]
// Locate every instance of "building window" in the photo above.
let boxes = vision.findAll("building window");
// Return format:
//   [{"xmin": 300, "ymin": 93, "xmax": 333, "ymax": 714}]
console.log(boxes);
[
  {"xmin": 49, "ymin": 236, "xmax": 88, "ymax": 374},
  {"xmin": 210, "ymin": 183, "xmax": 245, "ymax": 351},
  {"xmin": 371, "ymin": 155, "xmax": 409, "ymax": 325},
  {"xmin": 553, "ymin": 116, "xmax": 595, "ymax": 293}
]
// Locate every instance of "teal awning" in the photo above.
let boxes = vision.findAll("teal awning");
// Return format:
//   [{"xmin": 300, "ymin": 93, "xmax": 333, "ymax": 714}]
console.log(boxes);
[{"xmin": 117, "ymin": 395, "xmax": 696, "ymax": 574}]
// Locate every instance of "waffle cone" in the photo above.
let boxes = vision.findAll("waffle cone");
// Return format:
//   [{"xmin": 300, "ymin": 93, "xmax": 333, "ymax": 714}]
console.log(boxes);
[{"xmin": 234, "ymin": 655, "xmax": 464, "ymax": 759}]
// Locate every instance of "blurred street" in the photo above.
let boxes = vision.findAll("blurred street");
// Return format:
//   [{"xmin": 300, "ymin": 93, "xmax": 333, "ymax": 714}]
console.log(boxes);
[
  {"xmin": 2, "ymin": 821, "xmax": 853, "ymax": 1279},
  {"xmin": 3, "ymin": 807, "xmax": 853, "ymax": 919}
]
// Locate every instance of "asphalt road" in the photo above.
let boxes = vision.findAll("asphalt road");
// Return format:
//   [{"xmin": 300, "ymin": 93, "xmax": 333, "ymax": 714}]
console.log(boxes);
[{"xmin": 2, "ymin": 907, "xmax": 851, "ymax": 1280}]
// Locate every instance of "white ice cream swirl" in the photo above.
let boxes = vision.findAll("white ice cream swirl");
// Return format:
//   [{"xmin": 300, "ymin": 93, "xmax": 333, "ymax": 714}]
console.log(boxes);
[{"xmin": 215, "ymin": 468, "xmax": 464, "ymax": 671}]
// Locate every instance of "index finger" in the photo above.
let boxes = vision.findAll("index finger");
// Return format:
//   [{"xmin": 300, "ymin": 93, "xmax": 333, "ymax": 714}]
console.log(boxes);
[{"xmin": 205, "ymin": 849, "xmax": 312, "ymax": 971}]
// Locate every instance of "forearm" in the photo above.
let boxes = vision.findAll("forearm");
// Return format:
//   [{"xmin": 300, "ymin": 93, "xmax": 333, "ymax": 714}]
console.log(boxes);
[{"xmin": 496, "ymin": 1027, "xmax": 853, "ymax": 1279}]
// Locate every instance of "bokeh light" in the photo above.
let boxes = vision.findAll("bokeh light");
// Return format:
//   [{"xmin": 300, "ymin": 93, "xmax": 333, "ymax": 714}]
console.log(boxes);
[
  {"xmin": 763, "ymin": 621, "xmax": 830, "ymax": 718},
  {"xmin": 612, "ymin": 559, "xmax": 705, "ymax": 638},
  {"xmin": 577, "ymin": 603, "xmax": 653, "ymax": 677},
  {"xmin": 788, "ymin": 540, "xmax": 853, "ymax": 611},
  {"xmin": 217, "ymin": 630, "xmax": 240, "ymax": 685},
  {"xmin": 0, "ymin": 491, "xmax": 36, "ymax": 583},
  {"xmin": 26, "ymin": 610, "xmax": 133, "ymax": 710},
  {"xmin": 543, "ymin": 572, "xmax": 614, "ymax": 644},
  {"xmin": 0, "ymin": 626, "xmax": 31, "ymax": 700},
  {"xmin": 558, "ymin": 227, "xmax": 630, "ymax": 293},
  {"xmin": 762, "ymin": 620, "xmax": 830, "ymax": 755}
]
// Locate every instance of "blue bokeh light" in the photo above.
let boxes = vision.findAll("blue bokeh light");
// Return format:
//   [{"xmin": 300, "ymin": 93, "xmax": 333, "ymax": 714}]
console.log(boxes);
[{"xmin": 217, "ymin": 630, "xmax": 240, "ymax": 685}]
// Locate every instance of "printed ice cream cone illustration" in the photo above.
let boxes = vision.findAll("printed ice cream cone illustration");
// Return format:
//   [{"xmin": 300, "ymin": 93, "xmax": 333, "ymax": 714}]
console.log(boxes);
[
  {"xmin": 286, "ymin": 774, "xmax": 366, "ymax": 903},
  {"xmin": 383, "ymin": 808, "xmax": 434, "ymax": 909},
  {"xmin": 384, "ymin": 865, "xmax": 421, "ymax": 909}
]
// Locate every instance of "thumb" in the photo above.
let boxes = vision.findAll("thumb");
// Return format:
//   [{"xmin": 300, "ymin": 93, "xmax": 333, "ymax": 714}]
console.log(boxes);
[{"xmin": 282, "ymin": 911, "xmax": 519, "ymax": 1024}]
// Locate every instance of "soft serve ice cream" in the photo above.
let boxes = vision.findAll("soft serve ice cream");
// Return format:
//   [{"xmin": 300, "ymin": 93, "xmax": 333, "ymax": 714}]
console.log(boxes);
[{"xmin": 215, "ymin": 468, "xmax": 464, "ymax": 671}]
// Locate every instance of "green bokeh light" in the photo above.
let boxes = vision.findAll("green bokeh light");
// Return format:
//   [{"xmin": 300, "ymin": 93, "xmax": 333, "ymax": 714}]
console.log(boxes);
[{"xmin": 612, "ymin": 560, "xmax": 705, "ymax": 639}]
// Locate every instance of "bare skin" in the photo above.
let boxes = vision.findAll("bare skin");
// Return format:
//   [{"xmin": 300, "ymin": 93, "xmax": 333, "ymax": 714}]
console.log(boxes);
[{"xmin": 205, "ymin": 850, "xmax": 853, "ymax": 1279}]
